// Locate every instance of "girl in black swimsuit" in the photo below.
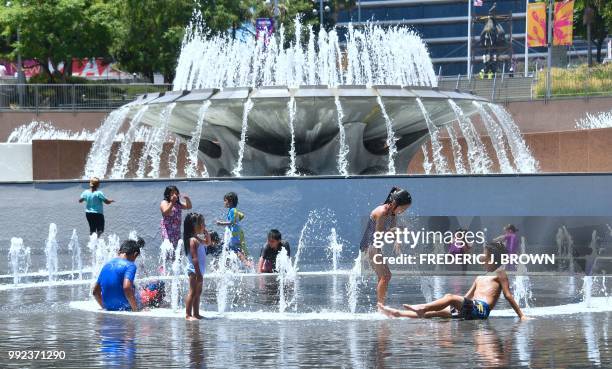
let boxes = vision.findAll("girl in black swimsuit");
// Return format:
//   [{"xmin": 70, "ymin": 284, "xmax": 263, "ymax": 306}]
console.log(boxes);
[{"xmin": 360, "ymin": 187, "xmax": 412, "ymax": 306}]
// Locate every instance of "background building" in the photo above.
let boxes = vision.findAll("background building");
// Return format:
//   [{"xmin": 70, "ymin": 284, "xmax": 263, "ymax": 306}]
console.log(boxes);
[{"xmin": 336, "ymin": 0, "xmax": 596, "ymax": 76}]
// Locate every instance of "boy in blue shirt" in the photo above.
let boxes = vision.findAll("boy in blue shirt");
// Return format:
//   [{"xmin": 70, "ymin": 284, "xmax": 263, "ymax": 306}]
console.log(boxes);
[
  {"xmin": 79, "ymin": 177, "xmax": 114, "ymax": 236},
  {"xmin": 93, "ymin": 238, "xmax": 144, "ymax": 311}
]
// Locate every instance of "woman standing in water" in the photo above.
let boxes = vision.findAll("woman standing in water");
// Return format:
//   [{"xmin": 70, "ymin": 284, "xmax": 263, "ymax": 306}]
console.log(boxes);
[
  {"xmin": 160, "ymin": 185, "xmax": 192, "ymax": 258},
  {"xmin": 360, "ymin": 187, "xmax": 412, "ymax": 307}
]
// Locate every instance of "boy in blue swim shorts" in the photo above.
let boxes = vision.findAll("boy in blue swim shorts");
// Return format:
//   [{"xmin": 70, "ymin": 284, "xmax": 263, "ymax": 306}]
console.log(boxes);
[{"xmin": 378, "ymin": 242, "xmax": 528, "ymax": 320}]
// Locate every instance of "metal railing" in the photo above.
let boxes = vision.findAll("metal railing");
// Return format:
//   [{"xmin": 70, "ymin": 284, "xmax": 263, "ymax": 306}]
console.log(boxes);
[
  {"xmin": 0, "ymin": 83, "xmax": 173, "ymax": 112},
  {"xmin": 439, "ymin": 70, "xmax": 612, "ymax": 103}
]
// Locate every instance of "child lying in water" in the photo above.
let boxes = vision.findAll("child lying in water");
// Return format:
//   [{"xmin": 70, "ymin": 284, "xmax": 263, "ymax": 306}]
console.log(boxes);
[{"xmin": 378, "ymin": 242, "xmax": 528, "ymax": 320}]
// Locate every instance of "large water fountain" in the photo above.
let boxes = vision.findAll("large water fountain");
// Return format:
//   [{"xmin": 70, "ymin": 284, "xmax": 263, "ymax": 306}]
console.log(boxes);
[{"xmin": 78, "ymin": 16, "xmax": 538, "ymax": 178}]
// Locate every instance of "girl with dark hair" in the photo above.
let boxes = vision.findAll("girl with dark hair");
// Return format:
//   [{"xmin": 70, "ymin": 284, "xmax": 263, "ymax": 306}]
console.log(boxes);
[
  {"xmin": 359, "ymin": 186, "xmax": 412, "ymax": 306},
  {"xmin": 183, "ymin": 213, "xmax": 211, "ymax": 321},
  {"xmin": 160, "ymin": 185, "xmax": 192, "ymax": 258},
  {"xmin": 216, "ymin": 192, "xmax": 251, "ymax": 267}
]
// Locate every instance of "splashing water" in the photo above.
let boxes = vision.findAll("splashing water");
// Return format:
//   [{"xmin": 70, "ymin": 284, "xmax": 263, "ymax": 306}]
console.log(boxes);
[
  {"xmin": 416, "ymin": 97, "xmax": 448, "ymax": 173},
  {"xmin": 512, "ymin": 237, "xmax": 533, "ymax": 308},
  {"xmin": 86, "ymin": 233, "xmax": 100, "ymax": 280},
  {"xmin": 286, "ymin": 96, "xmax": 298, "ymax": 176},
  {"xmin": 327, "ymin": 228, "xmax": 343, "ymax": 272},
  {"xmin": 276, "ymin": 247, "xmax": 297, "ymax": 313},
  {"xmin": 446, "ymin": 124, "xmax": 467, "ymax": 174},
  {"xmin": 185, "ymin": 100, "xmax": 211, "ymax": 177},
  {"xmin": 214, "ymin": 229, "xmax": 240, "ymax": 313},
  {"xmin": 473, "ymin": 101, "xmax": 514, "ymax": 173},
  {"xmin": 8, "ymin": 237, "xmax": 30, "ymax": 284},
  {"xmin": 110, "ymin": 105, "xmax": 148, "ymax": 179},
  {"xmin": 168, "ymin": 137, "xmax": 181, "ymax": 178},
  {"xmin": 232, "ymin": 98, "xmax": 254, "ymax": 177},
  {"xmin": 147, "ymin": 103, "xmax": 177, "ymax": 178},
  {"xmin": 421, "ymin": 144, "xmax": 433, "ymax": 175},
  {"xmin": 376, "ymin": 96, "xmax": 398, "ymax": 174},
  {"xmin": 83, "ymin": 107, "xmax": 130, "ymax": 178},
  {"xmin": 67, "ymin": 229, "xmax": 82, "ymax": 280},
  {"xmin": 173, "ymin": 14, "xmax": 437, "ymax": 90},
  {"xmin": 171, "ymin": 240, "xmax": 185, "ymax": 311},
  {"xmin": 448, "ymin": 100, "xmax": 492, "ymax": 174},
  {"xmin": 576, "ymin": 108, "xmax": 612, "ymax": 129},
  {"xmin": 582, "ymin": 275, "xmax": 593, "ymax": 308},
  {"xmin": 334, "ymin": 96, "xmax": 349, "ymax": 176},
  {"xmin": 346, "ymin": 252, "xmax": 362, "ymax": 313},
  {"xmin": 487, "ymin": 103, "xmax": 539, "ymax": 173},
  {"xmin": 45, "ymin": 223, "xmax": 59, "ymax": 282},
  {"xmin": 7, "ymin": 121, "xmax": 98, "ymax": 143},
  {"xmin": 159, "ymin": 239, "xmax": 175, "ymax": 275}
]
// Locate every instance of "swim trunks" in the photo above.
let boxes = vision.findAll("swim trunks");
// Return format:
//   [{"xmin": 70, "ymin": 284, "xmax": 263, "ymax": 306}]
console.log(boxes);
[{"xmin": 450, "ymin": 298, "xmax": 490, "ymax": 320}]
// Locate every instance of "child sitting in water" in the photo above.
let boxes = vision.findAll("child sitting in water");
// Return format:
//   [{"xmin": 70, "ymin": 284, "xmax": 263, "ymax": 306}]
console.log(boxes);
[
  {"xmin": 184, "ymin": 213, "xmax": 212, "ymax": 321},
  {"xmin": 216, "ymin": 192, "xmax": 252, "ymax": 267},
  {"xmin": 378, "ymin": 242, "xmax": 528, "ymax": 320}
]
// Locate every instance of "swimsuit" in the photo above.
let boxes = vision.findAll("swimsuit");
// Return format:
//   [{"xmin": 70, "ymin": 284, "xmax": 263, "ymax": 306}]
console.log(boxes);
[
  {"xmin": 359, "ymin": 213, "xmax": 395, "ymax": 252},
  {"xmin": 186, "ymin": 239, "xmax": 207, "ymax": 275},
  {"xmin": 161, "ymin": 202, "xmax": 183, "ymax": 248},
  {"xmin": 226, "ymin": 208, "xmax": 248, "ymax": 256},
  {"xmin": 451, "ymin": 297, "xmax": 491, "ymax": 320}
]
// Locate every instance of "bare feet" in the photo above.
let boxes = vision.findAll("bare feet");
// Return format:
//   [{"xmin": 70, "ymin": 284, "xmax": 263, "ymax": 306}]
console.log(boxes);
[
  {"xmin": 186, "ymin": 315, "xmax": 199, "ymax": 321},
  {"xmin": 402, "ymin": 304, "xmax": 425, "ymax": 317},
  {"xmin": 377, "ymin": 303, "xmax": 400, "ymax": 318}
]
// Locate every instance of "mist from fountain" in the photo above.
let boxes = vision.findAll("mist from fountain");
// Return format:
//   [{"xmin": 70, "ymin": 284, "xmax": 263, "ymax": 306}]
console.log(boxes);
[
  {"xmin": 276, "ymin": 247, "xmax": 296, "ymax": 313},
  {"xmin": 168, "ymin": 136, "xmax": 181, "ymax": 178},
  {"xmin": 159, "ymin": 239, "xmax": 175, "ymax": 275},
  {"xmin": 8, "ymin": 237, "xmax": 30, "ymax": 285}
]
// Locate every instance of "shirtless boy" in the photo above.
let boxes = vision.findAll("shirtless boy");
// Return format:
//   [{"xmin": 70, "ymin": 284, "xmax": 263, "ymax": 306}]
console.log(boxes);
[{"xmin": 378, "ymin": 242, "xmax": 527, "ymax": 320}]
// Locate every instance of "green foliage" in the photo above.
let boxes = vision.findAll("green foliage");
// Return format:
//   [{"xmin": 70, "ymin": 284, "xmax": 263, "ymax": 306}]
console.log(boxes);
[
  {"xmin": 573, "ymin": 0, "xmax": 610, "ymax": 63},
  {"xmin": 0, "ymin": 0, "xmax": 117, "ymax": 82},
  {"xmin": 535, "ymin": 63, "xmax": 612, "ymax": 98}
]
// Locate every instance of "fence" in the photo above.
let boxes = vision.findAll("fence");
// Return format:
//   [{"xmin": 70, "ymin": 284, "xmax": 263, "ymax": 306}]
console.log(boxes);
[{"xmin": 0, "ymin": 83, "xmax": 173, "ymax": 112}]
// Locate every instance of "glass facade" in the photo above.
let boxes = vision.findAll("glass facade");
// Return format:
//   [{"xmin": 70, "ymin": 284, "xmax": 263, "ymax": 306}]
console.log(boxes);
[{"xmin": 336, "ymin": 0, "xmax": 556, "ymax": 76}]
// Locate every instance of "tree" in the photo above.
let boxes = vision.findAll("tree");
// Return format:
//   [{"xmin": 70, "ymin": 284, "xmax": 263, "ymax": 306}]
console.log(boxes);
[
  {"xmin": 574, "ymin": 0, "xmax": 610, "ymax": 63},
  {"xmin": 0, "ymin": 0, "xmax": 117, "ymax": 82},
  {"xmin": 109, "ymin": 0, "xmax": 194, "ymax": 83}
]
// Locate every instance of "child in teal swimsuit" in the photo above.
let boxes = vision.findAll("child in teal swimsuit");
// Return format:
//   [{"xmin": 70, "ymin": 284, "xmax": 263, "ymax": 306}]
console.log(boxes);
[
  {"xmin": 378, "ymin": 242, "xmax": 528, "ymax": 321},
  {"xmin": 216, "ymin": 192, "xmax": 252, "ymax": 267}
]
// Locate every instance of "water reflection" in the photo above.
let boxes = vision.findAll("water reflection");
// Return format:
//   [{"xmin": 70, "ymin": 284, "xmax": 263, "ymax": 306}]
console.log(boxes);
[{"xmin": 96, "ymin": 315, "xmax": 136, "ymax": 367}]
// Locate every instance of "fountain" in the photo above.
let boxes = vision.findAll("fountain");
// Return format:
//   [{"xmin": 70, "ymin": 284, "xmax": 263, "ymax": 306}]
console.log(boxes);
[
  {"xmin": 8, "ymin": 237, "xmax": 30, "ymax": 284},
  {"xmin": 67, "ymin": 229, "xmax": 82, "ymax": 280},
  {"xmin": 116, "ymin": 17, "xmax": 499, "ymax": 177},
  {"xmin": 45, "ymin": 223, "xmax": 59, "ymax": 282}
]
